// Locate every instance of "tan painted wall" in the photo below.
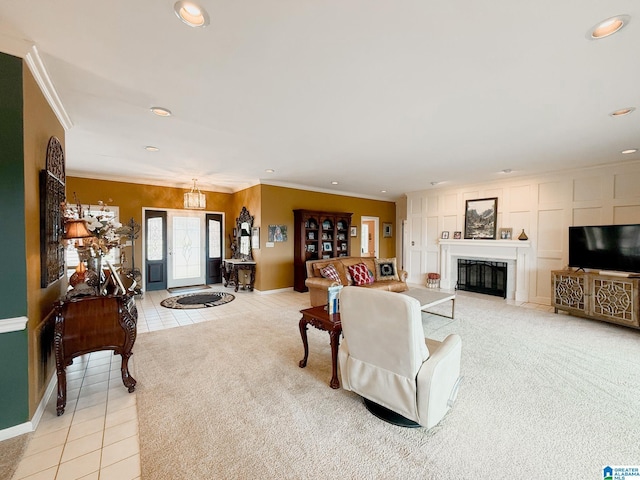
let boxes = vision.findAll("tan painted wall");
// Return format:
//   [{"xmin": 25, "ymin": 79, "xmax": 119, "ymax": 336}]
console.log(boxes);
[
  {"xmin": 259, "ymin": 185, "xmax": 397, "ymax": 290},
  {"xmin": 63, "ymin": 179, "xmax": 397, "ymax": 293},
  {"xmin": 65, "ymin": 177, "xmax": 234, "ymax": 278},
  {"xmin": 23, "ymin": 65, "xmax": 67, "ymax": 415}
]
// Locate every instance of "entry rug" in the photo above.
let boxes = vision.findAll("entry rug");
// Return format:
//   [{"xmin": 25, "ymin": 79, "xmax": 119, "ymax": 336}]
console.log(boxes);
[{"xmin": 160, "ymin": 292, "xmax": 235, "ymax": 309}]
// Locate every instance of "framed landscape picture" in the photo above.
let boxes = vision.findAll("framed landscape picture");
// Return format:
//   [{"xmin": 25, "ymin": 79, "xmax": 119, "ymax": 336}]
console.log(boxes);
[{"xmin": 464, "ymin": 197, "xmax": 498, "ymax": 239}]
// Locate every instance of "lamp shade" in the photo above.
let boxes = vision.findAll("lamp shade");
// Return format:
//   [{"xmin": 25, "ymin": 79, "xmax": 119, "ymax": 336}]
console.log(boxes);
[
  {"xmin": 64, "ymin": 219, "xmax": 93, "ymax": 239},
  {"xmin": 184, "ymin": 179, "xmax": 206, "ymax": 209}
]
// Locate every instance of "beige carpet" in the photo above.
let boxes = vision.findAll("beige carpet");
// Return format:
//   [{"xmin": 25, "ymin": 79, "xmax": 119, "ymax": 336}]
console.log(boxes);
[
  {"xmin": 134, "ymin": 295, "xmax": 640, "ymax": 479},
  {"xmin": 0, "ymin": 433, "xmax": 30, "ymax": 479}
]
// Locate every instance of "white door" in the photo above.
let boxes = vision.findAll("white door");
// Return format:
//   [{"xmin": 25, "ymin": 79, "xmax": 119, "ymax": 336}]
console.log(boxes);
[{"xmin": 167, "ymin": 211, "xmax": 206, "ymax": 288}]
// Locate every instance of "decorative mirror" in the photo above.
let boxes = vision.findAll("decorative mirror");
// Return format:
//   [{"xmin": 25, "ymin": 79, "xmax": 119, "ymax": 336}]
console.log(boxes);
[{"xmin": 234, "ymin": 206, "xmax": 254, "ymax": 260}]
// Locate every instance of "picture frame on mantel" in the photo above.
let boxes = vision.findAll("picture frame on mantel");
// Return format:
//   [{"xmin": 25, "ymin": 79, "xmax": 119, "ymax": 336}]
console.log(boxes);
[{"xmin": 464, "ymin": 197, "xmax": 498, "ymax": 240}]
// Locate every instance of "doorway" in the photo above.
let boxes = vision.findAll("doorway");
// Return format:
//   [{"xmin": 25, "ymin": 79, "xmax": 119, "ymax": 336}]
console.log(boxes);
[
  {"xmin": 143, "ymin": 208, "xmax": 224, "ymax": 291},
  {"xmin": 360, "ymin": 216, "xmax": 379, "ymax": 258}
]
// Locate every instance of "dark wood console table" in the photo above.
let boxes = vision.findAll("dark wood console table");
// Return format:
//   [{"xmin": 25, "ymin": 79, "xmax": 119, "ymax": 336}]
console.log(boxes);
[
  {"xmin": 222, "ymin": 259, "xmax": 256, "ymax": 292},
  {"xmin": 54, "ymin": 293, "xmax": 138, "ymax": 415},
  {"xmin": 298, "ymin": 306, "xmax": 342, "ymax": 389}
]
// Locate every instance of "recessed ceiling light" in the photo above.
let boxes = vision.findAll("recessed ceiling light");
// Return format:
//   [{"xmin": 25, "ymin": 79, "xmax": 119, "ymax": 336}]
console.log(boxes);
[
  {"xmin": 381, "ymin": 190, "xmax": 387, "ymax": 193},
  {"xmin": 501, "ymin": 169, "xmax": 512, "ymax": 174},
  {"xmin": 150, "ymin": 106, "xmax": 172, "ymax": 117},
  {"xmin": 174, "ymin": 1, "xmax": 210, "ymax": 28},
  {"xmin": 331, "ymin": 181, "xmax": 339, "ymax": 185},
  {"xmin": 265, "ymin": 169, "xmax": 275, "ymax": 173},
  {"xmin": 587, "ymin": 15, "xmax": 630, "ymax": 40},
  {"xmin": 622, "ymin": 148, "xmax": 638, "ymax": 154},
  {"xmin": 430, "ymin": 181, "xmax": 441, "ymax": 186},
  {"xmin": 144, "ymin": 146, "xmax": 159, "ymax": 152},
  {"xmin": 610, "ymin": 107, "xmax": 636, "ymax": 117}
]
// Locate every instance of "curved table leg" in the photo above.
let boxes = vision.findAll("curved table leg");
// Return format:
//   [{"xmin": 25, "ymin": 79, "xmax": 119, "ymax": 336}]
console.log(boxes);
[
  {"xmin": 233, "ymin": 266, "xmax": 240, "ymax": 292},
  {"xmin": 298, "ymin": 317, "xmax": 309, "ymax": 368},
  {"xmin": 120, "ymin": 353, "xmax": 137, "ymax": 393}
]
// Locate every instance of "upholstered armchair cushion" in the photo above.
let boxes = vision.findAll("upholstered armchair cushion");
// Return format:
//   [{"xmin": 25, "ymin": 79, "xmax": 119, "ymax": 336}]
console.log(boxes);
[{"xmin": 338, "ymin": 286, "xmax": 462, "ymax": 429}]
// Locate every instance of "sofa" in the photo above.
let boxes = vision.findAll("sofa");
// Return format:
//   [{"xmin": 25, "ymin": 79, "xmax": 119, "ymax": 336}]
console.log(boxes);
[{"xmin": 305, "ymin": 256, "xmax": 408, "ymax": 307}]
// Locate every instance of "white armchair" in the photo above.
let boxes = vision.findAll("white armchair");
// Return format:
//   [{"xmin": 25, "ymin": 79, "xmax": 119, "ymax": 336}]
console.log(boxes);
[{"xmin": 338, "ymin": 286, "xmax": 462, "ymax": 429}]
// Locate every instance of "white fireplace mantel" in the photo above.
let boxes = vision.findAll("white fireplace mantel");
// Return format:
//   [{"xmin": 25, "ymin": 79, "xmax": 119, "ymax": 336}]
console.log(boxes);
[{"xmin": 439, "ymin": 239, "xmax": 531, "ymax": 302}]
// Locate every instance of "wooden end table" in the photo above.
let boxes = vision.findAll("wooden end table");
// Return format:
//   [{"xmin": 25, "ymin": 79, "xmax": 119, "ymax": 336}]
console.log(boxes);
[{"xmin": 298, "ymin": 306, "xmax": 342, "ymax": 389}]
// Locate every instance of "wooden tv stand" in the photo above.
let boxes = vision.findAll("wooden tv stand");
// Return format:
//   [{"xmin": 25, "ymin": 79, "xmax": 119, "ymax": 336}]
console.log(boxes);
[{"xmin": 551, "ymin": 270, "xmax": 640, "ymax": 329}]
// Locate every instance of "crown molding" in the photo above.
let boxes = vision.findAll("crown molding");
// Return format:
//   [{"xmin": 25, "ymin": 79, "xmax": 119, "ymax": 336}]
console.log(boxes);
[
  {"xmin": 260, "ymin": 180, "xmax": 396, "ymax": 202},
  {"xmin": 24, "ymin": 45, "xmax": 73, "ymax": 130},
  {"xmin": 66, "ymin": 170, "xmax": 236, "ymax": 194}
]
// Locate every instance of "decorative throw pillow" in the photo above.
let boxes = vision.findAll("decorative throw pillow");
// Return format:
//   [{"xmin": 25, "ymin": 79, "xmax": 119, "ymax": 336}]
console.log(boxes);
[
  {"xmin": 320, "ymin": 264, "xmax": 342, "ymax": 284},
  {"xmin": 374, "ymin": 258, "xmax": 399, "ymax": 281},
  {"xmin": 348, "ymin": 263, "xmax": 374, "ymax": 286},
  {"xmin": 345, "ymin": 270, "xmax": 354, "ymax": 286}
]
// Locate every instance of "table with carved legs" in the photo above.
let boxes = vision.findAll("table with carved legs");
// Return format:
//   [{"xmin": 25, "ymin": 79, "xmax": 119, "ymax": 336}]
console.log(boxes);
[
  {"xmin": 222, "ymin": 259, "xmax": 256, "ymax": 292},
  {"xmin": 298, "ymin": 306, "xmax": 342, "ymax": 389}
]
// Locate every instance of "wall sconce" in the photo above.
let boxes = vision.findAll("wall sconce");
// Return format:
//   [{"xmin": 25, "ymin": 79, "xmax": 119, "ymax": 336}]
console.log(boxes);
[{"xmin": 184, "ymin": 178, "xmax": 206, "ymax": 210}]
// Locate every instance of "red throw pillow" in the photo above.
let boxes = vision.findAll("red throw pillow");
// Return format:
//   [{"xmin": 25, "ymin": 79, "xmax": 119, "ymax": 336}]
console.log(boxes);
[
  {"xmin": 320, "ymin": 264, "xmax": 342, "ymax": 284},
  {"xmin": 348, "ymin": 263, "xmax": 374, "ymax": 286}
]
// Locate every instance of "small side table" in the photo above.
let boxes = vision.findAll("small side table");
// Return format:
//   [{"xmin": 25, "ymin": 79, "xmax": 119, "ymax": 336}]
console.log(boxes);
[
  {"xmin": 222, "ymin": 259, "xmax": 256, "ymax": 292},
  {"xmin": 298, "ymin": 306, "xmax": 342, "ymax": 389}
]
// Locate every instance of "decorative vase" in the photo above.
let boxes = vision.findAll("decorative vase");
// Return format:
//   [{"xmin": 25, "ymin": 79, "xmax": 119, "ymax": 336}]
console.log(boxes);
[
  {"xmin": 86, "ymin": 255, "xmax": 104, "ymax": 287},
  {"xmin": 518, "ymin": 229, "xmax": 528, "ymax": 241},
  {"xmin": 69, "ymin": 262, "xmax": 87, "ymax": 287}
]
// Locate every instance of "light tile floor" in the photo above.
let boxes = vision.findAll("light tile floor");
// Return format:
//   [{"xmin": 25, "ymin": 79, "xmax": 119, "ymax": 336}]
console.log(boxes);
[{"xmin": 11, "ymin": 286, "xmax": 551, "ymax": 479}]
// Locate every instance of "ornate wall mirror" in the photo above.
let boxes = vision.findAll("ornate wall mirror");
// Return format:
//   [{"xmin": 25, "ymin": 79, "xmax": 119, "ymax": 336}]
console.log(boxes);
[{"xmin": 234, "ymin": 206, "xmax": 254, "ymax": 260}]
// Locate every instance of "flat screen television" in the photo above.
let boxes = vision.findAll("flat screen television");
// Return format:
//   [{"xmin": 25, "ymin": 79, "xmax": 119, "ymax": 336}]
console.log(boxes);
[{"xmin": 568, "ymin": 224, "xmax": 640, "ymax": 273}]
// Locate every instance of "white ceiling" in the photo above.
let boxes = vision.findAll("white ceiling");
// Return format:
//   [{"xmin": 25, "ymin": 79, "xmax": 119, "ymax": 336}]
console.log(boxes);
[{"xmin": 1, "ymin": 1, "xmax": 638, "ymax": 200}]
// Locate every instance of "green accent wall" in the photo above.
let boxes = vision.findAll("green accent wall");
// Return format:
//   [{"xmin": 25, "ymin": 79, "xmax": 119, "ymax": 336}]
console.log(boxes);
[
  {"xmin": 0, "ymin": 52, "xmax": 29, "ymax": 429},
  {"xmin": 0, "ymin": 330, "xmax": 29, "ymax": 429}
]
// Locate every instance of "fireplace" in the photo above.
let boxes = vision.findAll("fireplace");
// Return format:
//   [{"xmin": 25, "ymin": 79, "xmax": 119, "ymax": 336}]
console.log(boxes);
[
  {"xmin": 457, "ymin": 259, "xmax": 507, "ymax": 298},
  {"xmin": 438, "ymin": 239, "xmax": 531, "ymax": 302}
]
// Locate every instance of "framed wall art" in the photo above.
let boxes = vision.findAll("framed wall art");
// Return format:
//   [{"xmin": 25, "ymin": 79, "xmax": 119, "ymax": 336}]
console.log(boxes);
[
  {"xmin": 464, "ymin": 197, "xmax": 498, "ymax": 239},
  {"xmin": 251, "ymin": 227, "xmax": 260, "ymax": 249},
  {"xmin": 499, "ymin": 228, "xmax": 512, "ymax": 240},
  {"xmin": 383, "ymin": 223, "xmax": 392, "ymax": 238},
  {"xmin": 268, "ymin": 225, "xmax": 287, "ymax": 242}
]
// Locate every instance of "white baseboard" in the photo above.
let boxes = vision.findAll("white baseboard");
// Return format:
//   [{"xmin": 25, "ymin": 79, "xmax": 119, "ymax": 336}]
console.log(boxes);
[
  {"xmin": 0, "ymin": 371, "xmax": 56, "ymax": 441},
  {"xmin": 254, "ymin": 287, "xmax": 295, "ymax": 295}
]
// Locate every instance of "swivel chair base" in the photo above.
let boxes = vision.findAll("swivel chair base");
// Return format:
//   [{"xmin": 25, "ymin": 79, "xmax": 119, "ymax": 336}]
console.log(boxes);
[{"xmin": 363, "ymin": 398, "xmax": 421, "ymax": 428}]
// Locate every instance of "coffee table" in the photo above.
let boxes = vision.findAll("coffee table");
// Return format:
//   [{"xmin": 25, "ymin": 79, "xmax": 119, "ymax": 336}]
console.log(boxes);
[
  {"xmin": 298, "ymin": 306, "xmax": 342, "ymax": 389},
  {"xmin": 401, "ymin": 288, "xmax": 456, "ymax": 319}
]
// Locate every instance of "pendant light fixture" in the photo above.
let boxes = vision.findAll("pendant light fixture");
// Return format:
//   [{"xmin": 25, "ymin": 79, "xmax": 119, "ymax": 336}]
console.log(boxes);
[{"xmin": 184, "ymin": 178, "xmax": 206, "ymax": 210}]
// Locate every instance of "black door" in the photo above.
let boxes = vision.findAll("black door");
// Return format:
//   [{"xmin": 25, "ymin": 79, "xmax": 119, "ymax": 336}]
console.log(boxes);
[
  {"xmin": 145, "ymin": 210, "xmax": 167, "ymax": 291},
  {"xmin": 205, "ymin": 213, "xmax": 223, "ymax": 284}
]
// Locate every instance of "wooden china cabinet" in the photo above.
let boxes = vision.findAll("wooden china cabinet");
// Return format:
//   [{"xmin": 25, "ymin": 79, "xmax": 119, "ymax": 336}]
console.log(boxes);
[{"xmin": 293, "ymin": 209, "xmax": 352, "ymax": 292}]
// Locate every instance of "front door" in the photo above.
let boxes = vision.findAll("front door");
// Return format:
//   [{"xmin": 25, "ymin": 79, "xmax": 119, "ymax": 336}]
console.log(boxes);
[
  {"xmin": 167, "ymin": 211, "xmax": 206, "ymax": 288},
  {"xmin": 144, "ymin": 209, "xmax": 224, "ymax": 291}
]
